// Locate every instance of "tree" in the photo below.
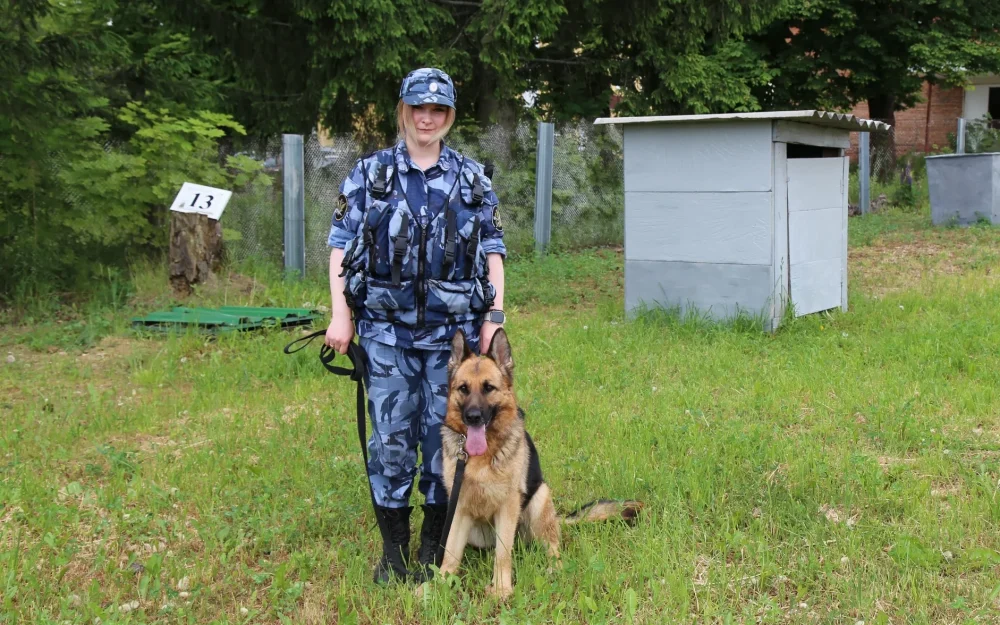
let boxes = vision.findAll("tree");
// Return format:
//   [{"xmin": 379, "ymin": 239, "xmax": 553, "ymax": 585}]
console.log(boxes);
[
  {"xmin": 751, "ymin": 0, "xmax": 1000, "ymax": 144},
  {"xmin": 508, "ymin": 0, "xmax": 781, "ymax": 120},
  {"xmin": 158, "ymin": 0, "xmax": 454, "ymax": 140},
  {"xmin": 0, "ymin": 0, "xmax": 264, "ymax": 301},
  {"xmin": 0, "ymin": 0, "xmax": 126, "ymax": 295},
  {"xmin": 163, "ymin": 0, "xmax": 785, "ymax": 139}
]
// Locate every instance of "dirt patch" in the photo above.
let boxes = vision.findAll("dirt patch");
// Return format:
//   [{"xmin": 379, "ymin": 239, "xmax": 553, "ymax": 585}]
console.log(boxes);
[
  {"xmin": 850, "ymin": 240, "xmax": 979, "ymax": 297},
  {"xmin": 930, "ymin": 481, "xmax": 962, "ymax": 498},
  {"xmin": 78, "ymin": 335, "xmax": 150, "ymax": 363},
  {"xmin": 877, "ymin": 455, "xmax": 918, "ymax": 470},
  {"xmin": 187, "ymin": 270, "xmax": 266, "ymax": 299},
  {"xmin": 818, "ymin": 503, "xmax": 858, "ymax": 527},
  {"xmin": 103, "ymin": 433, "xmax": 178, "ymax": 455}
]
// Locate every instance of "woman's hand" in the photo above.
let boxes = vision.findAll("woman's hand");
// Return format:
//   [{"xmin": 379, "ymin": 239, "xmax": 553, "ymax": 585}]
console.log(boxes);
[
  {"xmin": 480, "ymin": 321, "xmax": 501, "ymax": 355},
  {"xmin": 327, "ymin": 248, "xmax": 354, "ymax": 354},
  {"xmin": 325, "ymin": 314, "xmax": 355, "ymax": 355}
]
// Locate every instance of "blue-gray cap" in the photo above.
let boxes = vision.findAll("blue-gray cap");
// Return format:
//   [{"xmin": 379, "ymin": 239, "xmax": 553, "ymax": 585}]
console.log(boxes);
[{"xmin": 399, "ymin": 68, "xmax": 456, "ymax": 109}]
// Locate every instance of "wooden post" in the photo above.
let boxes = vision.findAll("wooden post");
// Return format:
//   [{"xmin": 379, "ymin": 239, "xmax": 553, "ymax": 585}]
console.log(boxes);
[{"xmin": 169, "ymin": 212, "xmax": 223, "ymax": 295}]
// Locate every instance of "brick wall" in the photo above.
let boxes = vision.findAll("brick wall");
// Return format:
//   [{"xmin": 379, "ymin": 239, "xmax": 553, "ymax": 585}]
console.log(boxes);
[{"xmin": 845, "ymin": 81, "xmax": 964, "ymax": 161}]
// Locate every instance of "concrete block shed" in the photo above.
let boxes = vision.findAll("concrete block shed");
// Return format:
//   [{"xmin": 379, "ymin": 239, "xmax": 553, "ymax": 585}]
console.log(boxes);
[{"xmin": 593, "ymin": 111, "xmax": 889, "ymax": 330}]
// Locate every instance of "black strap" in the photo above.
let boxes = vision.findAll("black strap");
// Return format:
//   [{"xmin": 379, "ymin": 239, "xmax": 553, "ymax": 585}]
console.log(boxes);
[
  {"xmin": 483, "ymin": 160, "xmax": 494, "ymax": 180},
  {"xmin": 391, "ymin": 212, "xmax": 409, "ymax": 286},
  {"xmin": 436, "ymin": 453, "xmax": 466, "ymax": 567},
  {"xmin": 442, "ymin": 209, "xmax": 457, "ymax": 278},
  {"xmin": 470, "ymin": 174, "xmax": 484, "ymax": 205},
  {"xmin": 362, "ymin": 201, "xmax": 393, "ymax": 274},
  {"xmin": 371, "ymin": 163, "xmax": 389, "ymax": 197},
  {"xmin": 364, "ymin": 222, "xmax": 377, "ymax": 274},
  {"xmin": 464, "ymin": 216, "xmax": 480, "ymax": 279},
  {"xmin": 282, "ymin": 331, "xmax": 390, "ymax": 545}
]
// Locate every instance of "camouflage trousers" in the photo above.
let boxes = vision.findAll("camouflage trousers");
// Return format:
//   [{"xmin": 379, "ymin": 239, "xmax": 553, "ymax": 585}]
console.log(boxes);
[{"xmin": 359, "ymin": 335, "xmax": 477, "ymax": 508}]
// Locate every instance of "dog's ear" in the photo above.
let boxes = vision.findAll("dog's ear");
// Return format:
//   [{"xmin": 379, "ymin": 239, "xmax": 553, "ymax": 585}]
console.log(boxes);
[
  {"xmin": 448, "ymin": 330, "xmax": 474, "ymax": 376},
  {"xmin": 487, "ymin": 328, "xmax": 514, "ymax": 384}
]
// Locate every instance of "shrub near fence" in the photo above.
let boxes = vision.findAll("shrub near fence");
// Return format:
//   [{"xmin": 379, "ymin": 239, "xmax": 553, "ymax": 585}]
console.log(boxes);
[{"xmin": 222, "ymin": 120, "xmax": 626, "ymax": 276}]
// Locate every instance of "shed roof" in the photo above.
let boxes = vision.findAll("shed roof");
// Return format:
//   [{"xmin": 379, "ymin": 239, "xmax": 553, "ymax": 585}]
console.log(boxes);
[{"xmin": 593, "ymin": 110, "xmax": 891, "ymax": 131}]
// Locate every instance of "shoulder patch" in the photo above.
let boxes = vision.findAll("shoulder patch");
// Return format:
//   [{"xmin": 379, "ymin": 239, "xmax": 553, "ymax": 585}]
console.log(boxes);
[
  {"xmin": 492, "ymin": 206, "xmax": 504, "ymax": 232},
  {"xmin": 334, "ymin": 194, "xmax": 348, "ymax": 221}
]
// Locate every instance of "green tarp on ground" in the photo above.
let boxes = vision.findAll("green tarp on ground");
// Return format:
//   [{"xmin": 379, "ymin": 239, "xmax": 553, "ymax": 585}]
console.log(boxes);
[{"xmin": 131, "ymin": 306, "xmax": 322, "ymax": 334}]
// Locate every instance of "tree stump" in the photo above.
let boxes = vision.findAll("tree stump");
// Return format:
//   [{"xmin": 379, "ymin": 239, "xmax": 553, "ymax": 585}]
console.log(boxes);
[{"xmin": 169, "ymin": 212, "xmax": 223, "ymax": 295}]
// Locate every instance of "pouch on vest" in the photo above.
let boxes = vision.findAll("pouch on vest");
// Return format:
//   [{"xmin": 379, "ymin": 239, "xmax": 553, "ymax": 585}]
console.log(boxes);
[
  {"xmin": 424, "ymin": 277, "xmax": 489, "ymax": 320},
  {"xmin": 432, "ymin": 206, "xmax": 486, "ymax": 282}
]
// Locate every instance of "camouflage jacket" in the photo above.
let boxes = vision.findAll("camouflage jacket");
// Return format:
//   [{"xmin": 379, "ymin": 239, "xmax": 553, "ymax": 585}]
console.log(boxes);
[{"xmin": 327, "ymin": 140, "xmax": 506, "ymax": 351}]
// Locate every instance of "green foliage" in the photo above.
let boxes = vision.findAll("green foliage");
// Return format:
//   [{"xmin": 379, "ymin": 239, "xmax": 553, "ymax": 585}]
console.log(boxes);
[
  {"xmin": 0, "ymin": 0, "xmax": 266, "ymax": 303},
  {"xmin": 164, "ymin": 0, "xmax": 785, "ymax": 137},
  {"xmin": 57, "ymin": 103, "xmax": 270, "ymax": 250},
  {"xmin": 0, "ymin": 0, "xmax": 127, "ymax": 298},
  {"xmin": 751, "ymin": 0, "xmax": 1000, "ymax": 119}
]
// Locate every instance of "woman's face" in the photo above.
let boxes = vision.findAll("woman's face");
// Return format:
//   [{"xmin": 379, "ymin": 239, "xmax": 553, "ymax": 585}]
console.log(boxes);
[{"xmin": 410, "ymin": 103, "xmax": 450, "ymax": 143}]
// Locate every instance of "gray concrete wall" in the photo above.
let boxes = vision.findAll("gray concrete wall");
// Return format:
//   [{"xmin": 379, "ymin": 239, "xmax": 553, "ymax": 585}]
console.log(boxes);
[{"xmin": 927, "ymin": 153, "xmax": 1000, "ymax": 226}]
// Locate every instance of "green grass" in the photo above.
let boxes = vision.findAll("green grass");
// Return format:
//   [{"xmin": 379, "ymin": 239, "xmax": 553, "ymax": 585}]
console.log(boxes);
[{"xmin": 3, "ymin": 212, "xmax": 1000, "ymax": 624}]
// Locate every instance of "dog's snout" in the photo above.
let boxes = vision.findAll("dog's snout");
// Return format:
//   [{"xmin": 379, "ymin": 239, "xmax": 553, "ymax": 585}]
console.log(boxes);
[{"xmin": 464, "ymin": 407, "xmax": 484, "ymax": 426}]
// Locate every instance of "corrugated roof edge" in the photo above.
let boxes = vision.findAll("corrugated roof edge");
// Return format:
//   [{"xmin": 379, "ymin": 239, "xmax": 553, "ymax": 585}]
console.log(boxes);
[{"xmin": 593, "ymin": 110, "xmax": 891, "ymax": 131}]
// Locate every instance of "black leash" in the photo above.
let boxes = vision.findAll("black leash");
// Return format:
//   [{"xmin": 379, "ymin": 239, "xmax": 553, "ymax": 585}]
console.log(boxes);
[
  {"xmin": 436, "ymin": 437, "xmax": 467, "ymax": 567},
  {"xmin": 283, "ymin": 329, "xmax": 467, "ymax": 574},
  {"xmin": 282, "ymin": 330, "xmax": 391, "ymax": 547}
]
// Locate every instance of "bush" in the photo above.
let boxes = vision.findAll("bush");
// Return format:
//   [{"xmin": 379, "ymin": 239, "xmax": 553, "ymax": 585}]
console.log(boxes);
[{"xmin": 1, "ymin": 103, "xmax": 269, "ymax": 305}]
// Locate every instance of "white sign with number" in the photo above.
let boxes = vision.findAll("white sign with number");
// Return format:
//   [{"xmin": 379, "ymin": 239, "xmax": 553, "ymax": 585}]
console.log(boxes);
[{"xmin": 169, "ymin": 182, "xmax": 232, "ymax": 221}]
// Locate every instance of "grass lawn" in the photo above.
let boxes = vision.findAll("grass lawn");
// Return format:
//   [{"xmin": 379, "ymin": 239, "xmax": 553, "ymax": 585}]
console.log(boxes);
[{"xmin": 2, "ymin": 208, "xmax": 1000, "ymax": 624}]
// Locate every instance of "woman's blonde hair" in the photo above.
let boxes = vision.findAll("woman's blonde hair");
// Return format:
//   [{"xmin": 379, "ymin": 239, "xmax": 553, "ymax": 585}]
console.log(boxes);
[{"xmin": 396, "ymin": 100, "xmax": 456, "ymax": 146}]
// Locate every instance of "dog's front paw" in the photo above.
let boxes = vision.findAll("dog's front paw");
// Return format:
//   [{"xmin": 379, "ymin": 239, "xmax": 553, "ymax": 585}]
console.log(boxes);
[{"xmin": 486, "ymin": 583, "xmax": 513, "ymax": 601}]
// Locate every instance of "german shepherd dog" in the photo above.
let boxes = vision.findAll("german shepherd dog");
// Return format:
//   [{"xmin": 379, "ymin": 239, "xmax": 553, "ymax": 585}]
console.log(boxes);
[{"xmin": 431, "ymin": 328, "xmax": 643, "ymax": 599}]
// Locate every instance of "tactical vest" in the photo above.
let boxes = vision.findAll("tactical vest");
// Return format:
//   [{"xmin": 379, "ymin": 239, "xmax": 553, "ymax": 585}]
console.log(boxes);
[{"xmin": 339, "ymin": 150, "xmax": 496, "ymax": 328}]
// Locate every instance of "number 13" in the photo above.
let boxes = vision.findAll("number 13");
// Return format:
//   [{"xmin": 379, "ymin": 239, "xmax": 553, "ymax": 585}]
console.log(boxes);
[{"xmin": 189, "ymin": 193, "xmax": 214, "ymax": 211}]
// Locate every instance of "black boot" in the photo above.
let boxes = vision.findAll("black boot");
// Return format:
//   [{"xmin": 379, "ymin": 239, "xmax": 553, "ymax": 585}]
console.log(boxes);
[
  {"xmin": 372, "ymin": 505, "xmax": 412, "ymax": 585},
  {"xmin": 414, "ymin": 503, "xmax": 448, "ymax": 581}
]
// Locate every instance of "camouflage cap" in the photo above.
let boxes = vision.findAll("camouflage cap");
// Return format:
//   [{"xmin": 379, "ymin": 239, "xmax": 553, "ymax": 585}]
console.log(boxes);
[{"xmin": 399, "ymin": 67, "xmax": 456, "ymax": 109}]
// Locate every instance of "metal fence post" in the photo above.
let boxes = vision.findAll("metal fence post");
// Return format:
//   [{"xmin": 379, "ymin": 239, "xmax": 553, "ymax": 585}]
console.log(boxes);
[
  {"xmin": 956, "ymin": 118, "xmax": 967, "ymax": 155},
  {"xmin": 282, "ymin": 134, "xmax": 305, "ymax": 277},
  {"xmin": 534, "ymin": 121, "xmax": 554, "ymax": 254},
  {"xmin": 859, "ymin": 132, "xmax": 871, "ymax": 215}
]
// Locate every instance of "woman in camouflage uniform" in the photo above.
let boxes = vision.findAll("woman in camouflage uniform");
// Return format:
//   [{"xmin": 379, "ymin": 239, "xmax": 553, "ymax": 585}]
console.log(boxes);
[{"xmin": 325, "ymin": 68, "xmax": 507, "ymax": 584}]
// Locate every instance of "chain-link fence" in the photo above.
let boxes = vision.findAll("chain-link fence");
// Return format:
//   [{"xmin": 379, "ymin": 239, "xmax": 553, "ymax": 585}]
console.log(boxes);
[
  {"xmin": 960, "ymin": 115, "xmax": 1000, "ymax": 154},
  {"xmin": 301, "ymin": 134, "xmax": 365, "ymax": 276},
  {"xmin": 223, "ymin": 119, "xmax": 626, "ymax": 276},
  {"xmin": 551, "ymin": 121, "xmax": 624, "ymax": 250},
  {"xmin": 869, "ymin": 126, "xmax": 897, "ymax": 182},
  {"xmin": 221, "ymin": 138, "xmax": 285, "ymax": 268}
]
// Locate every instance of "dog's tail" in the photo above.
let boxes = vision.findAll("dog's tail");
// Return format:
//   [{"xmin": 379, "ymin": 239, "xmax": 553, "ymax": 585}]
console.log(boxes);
[{"xmin": 561, "ymin": 499, "xmax": 644, "ymax": 526}]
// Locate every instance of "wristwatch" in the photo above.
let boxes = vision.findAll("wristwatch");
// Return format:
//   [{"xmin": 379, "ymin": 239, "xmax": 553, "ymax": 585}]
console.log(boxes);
[{"xmin": 484, "ymin": 309, "xmax": 506, "ymax": 325}]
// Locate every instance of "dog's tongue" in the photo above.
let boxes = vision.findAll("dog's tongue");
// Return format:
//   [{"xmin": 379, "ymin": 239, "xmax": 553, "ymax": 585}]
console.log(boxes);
[{"xmin": 465, "ymin": 425, "xmax": 488, "ymax": 456}]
